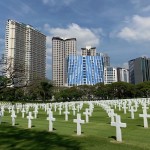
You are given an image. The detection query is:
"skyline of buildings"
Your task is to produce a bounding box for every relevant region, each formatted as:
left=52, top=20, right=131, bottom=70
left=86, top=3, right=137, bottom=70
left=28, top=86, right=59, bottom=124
left=3, top=19, right=150, bottom=87
left=5, top=19, right=46, bottom=86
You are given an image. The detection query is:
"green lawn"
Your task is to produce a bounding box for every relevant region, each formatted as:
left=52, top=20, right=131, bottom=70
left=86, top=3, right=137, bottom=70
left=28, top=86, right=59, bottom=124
left=0, top=102, right=150, bottom=150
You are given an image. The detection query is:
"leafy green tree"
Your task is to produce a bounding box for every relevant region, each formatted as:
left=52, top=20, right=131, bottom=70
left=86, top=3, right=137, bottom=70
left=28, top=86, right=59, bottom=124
left=94, top=83, right=110, bottom=99
left=54, top=86, right=82, bottom=102
left=40, top=80, right=53, bottom=101
left=135, top=81, right=150, bottom=98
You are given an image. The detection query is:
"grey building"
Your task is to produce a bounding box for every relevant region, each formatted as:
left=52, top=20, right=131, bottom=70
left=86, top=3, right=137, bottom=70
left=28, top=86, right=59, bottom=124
left=117, top=67, right=129, bottom=83
left=128, top=57, right=150, bottom=84
left=102, top=53, right=110, bottom=67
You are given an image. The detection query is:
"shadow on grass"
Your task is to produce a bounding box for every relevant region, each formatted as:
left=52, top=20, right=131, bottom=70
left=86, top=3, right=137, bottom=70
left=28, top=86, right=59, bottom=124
left=108, top=136, right=116, bottom=140
left=136, top=124, right=144, bottom=127
left=0, top=122, right=82, bottom=150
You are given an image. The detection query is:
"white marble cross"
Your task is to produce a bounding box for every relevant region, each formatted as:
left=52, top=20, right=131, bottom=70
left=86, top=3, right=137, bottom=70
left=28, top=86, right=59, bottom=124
left=27, top=112, right=33, bottom=128
left=108, top=109, right=117, bottom=123
left=44, top=104, right=47, bottom=112
left=111, top=115, right=127, bottom=142
left=142, top=103, right=149, bottom=110
left=118, top=103, right=122, bottom=111
left=47, top=111, right=56, bottom=131
left=134, top=101, right=139, bottom=111
left=11, top=110, right=17, bottom=126
left=16, top=107, right=20, bottom=113
left=0, top=108, right=2, bottom=124
left=129, top=106, right=136, bottom=119
left=72, top=106, right=76, bottom=116
left=1, top=106, right=4, bottom=116
left=77, top=105, right=80, bottom=112
left=58, top=105, right=62, bottom=115
left=33, top=107, right=38, bottom=119
left=63, top=108, right=70, bottom=121
left=8, top=106, right=11, bottom=113
left=83, top=108, right=91, bottom=123
left=139, top=108, right=150, bottom=128
left=54, top=103, right=57, bottom=112
left=122, top=103, right=128, bottom=114
left=73, top=113, right=85, bottom=135
left=21, top=107, right=26, bottom=118
left=25, top=106, right=29, bottom=114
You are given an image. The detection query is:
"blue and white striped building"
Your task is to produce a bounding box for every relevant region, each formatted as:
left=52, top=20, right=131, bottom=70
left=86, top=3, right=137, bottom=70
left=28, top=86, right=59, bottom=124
left=67, top=54, right=104, bottom=86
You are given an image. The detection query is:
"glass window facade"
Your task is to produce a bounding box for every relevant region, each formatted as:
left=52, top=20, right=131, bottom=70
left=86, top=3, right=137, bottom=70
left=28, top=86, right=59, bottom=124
left=67, top=55, right=104, bottom=86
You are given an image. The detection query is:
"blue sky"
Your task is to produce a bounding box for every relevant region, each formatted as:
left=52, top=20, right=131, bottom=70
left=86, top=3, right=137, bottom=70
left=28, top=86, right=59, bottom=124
left=0, top=0, right=150, bottom=79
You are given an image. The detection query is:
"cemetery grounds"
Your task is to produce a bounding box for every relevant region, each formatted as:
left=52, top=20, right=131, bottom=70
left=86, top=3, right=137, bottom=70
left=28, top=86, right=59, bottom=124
left=0, top=99, right=150, bottom=150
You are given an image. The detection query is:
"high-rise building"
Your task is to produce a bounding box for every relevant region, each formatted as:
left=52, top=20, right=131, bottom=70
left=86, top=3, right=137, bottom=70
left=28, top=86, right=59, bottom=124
left=5, top=19, right=46, bottom=86
left=67, top=46, right=104, bottom=86
left=52, top=37, right=77, bottom=86
left=67, top=54, right=104, bottom=86
left=128, top=57, right=150, bottom=84
left=104, top=66, right=117, bottom=84
left=103, top=53, right=110, bottom=67
left=117, top=67, right=129, bottom=82
left=81, top=46, right=96, bottom=56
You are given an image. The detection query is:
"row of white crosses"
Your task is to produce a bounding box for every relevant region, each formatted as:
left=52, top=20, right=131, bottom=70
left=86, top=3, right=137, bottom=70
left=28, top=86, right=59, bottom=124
left=105, top=98, right=150, bottom=141
left=0, top=99, right=150, bottom=142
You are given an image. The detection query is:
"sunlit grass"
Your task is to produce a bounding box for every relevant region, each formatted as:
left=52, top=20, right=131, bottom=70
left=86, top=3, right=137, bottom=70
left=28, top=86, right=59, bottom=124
left=0, top=103, right=150, bottom=150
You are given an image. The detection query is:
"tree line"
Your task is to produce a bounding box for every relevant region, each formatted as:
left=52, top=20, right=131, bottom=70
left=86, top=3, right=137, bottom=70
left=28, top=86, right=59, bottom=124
left=54, top=81, right=150, bottom=102
left=1, top=78, right=150, bottom=102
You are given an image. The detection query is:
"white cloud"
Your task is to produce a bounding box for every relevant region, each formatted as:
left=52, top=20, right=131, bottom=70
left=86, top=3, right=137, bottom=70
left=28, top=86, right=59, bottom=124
left=117, top=15, right=150, bottom=41
left=44, top=23, right=101, bottom=79
left=45, top=23, right=100, bottom=49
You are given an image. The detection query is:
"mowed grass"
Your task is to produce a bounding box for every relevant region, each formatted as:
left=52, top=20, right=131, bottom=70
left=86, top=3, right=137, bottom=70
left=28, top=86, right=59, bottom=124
left=0, top=102, right=150, bottom=150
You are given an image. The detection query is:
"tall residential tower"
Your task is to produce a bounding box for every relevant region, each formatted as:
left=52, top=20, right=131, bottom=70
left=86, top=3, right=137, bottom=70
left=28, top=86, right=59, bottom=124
left=5, top=19, right=46, bottom=86
left=52, top=37, right=77, bottom=86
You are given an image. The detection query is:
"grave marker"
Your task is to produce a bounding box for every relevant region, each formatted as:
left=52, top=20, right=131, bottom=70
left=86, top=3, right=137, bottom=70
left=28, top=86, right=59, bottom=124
left=47, top=111, right=56, bottom=131
left=11, top=110, right=17, bottom=126
left=27, top=112, right=33, bottom=128
left=139, top=107, right=150, bottom=128
left=111, top=115, right=127, bottom=142
left=73, top=113, right=85, bottom=135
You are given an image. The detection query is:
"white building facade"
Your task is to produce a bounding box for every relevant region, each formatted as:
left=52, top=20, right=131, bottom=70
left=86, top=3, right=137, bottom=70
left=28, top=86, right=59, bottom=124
left=5, top=19, right=46, bottom=86
left=104, top=66, right=117, bottom=84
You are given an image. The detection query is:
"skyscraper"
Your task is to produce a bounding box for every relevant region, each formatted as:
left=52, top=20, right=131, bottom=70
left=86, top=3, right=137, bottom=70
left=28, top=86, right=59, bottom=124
left=5, top=19, right=46, bottom=86
left=103, top=53, right=110, bottom=67
left=52, top=37, right=77, bottom=86
left=128, top=57, right=150, bottom=84
left=81, top=46, right=96, bottom=56
left=67, top=46, right=104, bottom=86
left=67, top=54, right=104, bottom=86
